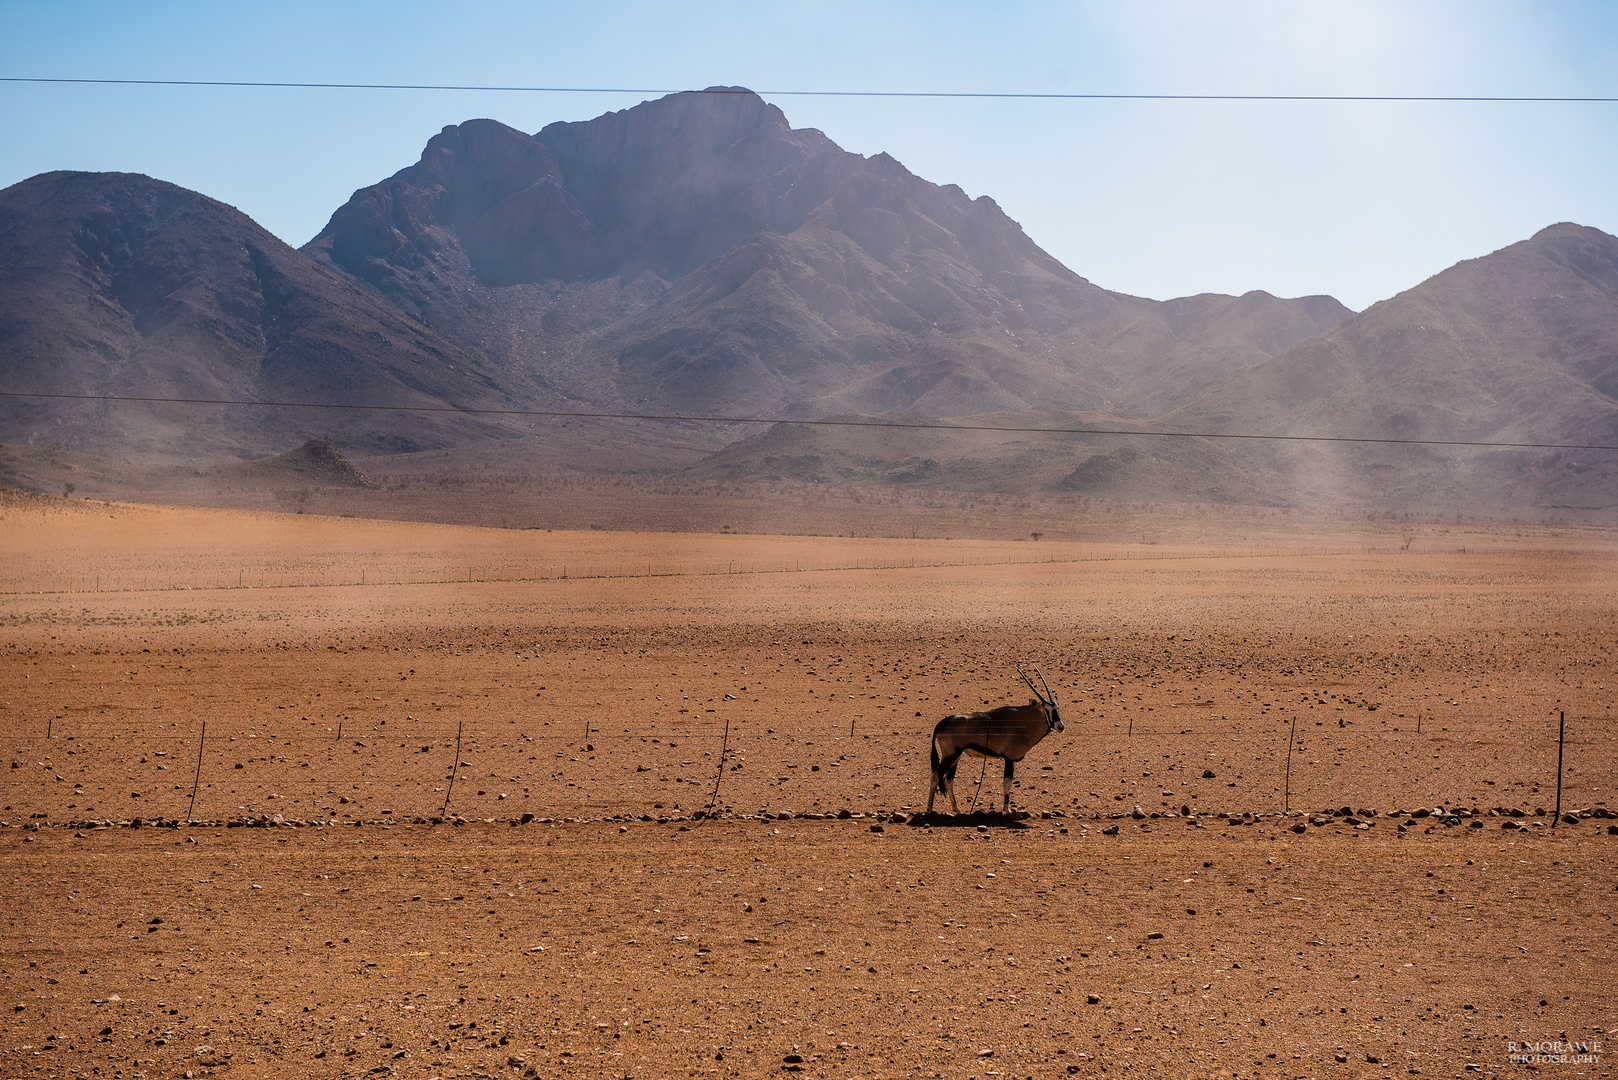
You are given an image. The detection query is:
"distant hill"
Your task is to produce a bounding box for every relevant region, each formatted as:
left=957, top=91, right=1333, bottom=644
left=0, top=171, right=512, bottom=460
left=1150, top=222, right=1618, bottom=512
left=304, top=88, right=1349, bottom=421
left=695, top=224, right=1618, bottom=514
left=1164, top=223, right=1618, bottom=443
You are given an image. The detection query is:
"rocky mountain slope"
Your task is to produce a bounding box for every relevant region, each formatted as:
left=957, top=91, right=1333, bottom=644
left=697, top=224, right=1618, bottom=514
left=1165, top=223, right=1618, bottom=444
left=0, top=90, right=1346, bottom=466
left=5, top=90, right=1613, bottom=516
left=1151, top=222, right=1618, bottom=512
left=0, top=171, right=513, bottom=460
left=304, top=88, right=1349, bottom=421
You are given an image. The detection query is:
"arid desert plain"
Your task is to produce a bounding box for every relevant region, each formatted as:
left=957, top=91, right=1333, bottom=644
left=1, top=490, right=1614, bottom=1080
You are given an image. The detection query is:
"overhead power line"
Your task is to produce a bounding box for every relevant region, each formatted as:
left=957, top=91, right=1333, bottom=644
left=2, top=77, right=1615, bottom=102
left=4, top=389, right=1614, bottom=453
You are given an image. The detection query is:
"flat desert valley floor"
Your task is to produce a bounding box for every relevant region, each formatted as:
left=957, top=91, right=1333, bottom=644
left=1, top=493, right=1614, bottom=1079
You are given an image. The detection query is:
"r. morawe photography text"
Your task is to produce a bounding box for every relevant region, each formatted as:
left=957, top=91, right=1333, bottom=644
left=1508, top=1038, right=1603, bottom=1066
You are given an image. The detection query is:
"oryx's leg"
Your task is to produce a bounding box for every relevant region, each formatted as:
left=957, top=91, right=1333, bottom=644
left=928, top=737, right=950, bottom=814
left=1002, top=758, right=1015, bottom=812
left=943, top=755, right=961, bottom=814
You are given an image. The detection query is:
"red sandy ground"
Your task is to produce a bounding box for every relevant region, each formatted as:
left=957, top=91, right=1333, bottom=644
left=0, top=495, right=1614, bottom=1079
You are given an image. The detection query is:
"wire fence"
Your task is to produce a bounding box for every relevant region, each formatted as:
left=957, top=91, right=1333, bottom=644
left=1, top=713, right=1612, bottom=832
left=0, top=544, right=1419, bottom=598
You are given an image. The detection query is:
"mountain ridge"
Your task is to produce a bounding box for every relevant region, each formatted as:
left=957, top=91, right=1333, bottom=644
left=694, top=222, right=1618, bottom=513
left=6, top=89, right=1613, bottom=516
left=303, top=89, right=1350, bottom=421
left=0, top=169, right=513, bottom=460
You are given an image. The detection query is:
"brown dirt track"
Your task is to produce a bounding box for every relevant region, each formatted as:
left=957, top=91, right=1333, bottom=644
left=1, top=495, right=1615, bottom=1080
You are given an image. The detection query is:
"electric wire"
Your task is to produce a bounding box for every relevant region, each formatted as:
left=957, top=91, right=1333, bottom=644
left=3, top=389, right=1614, bottom=453
left=3, top=77, right=1615, bottom=102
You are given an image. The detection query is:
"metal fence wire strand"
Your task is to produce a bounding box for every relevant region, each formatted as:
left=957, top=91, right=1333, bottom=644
left=0, top=714, right=1608, bottom=830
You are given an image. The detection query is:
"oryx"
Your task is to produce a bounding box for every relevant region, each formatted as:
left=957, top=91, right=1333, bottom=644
left=926, top=664, right=1063, bottom=814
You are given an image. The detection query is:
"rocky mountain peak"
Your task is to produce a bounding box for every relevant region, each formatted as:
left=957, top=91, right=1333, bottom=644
left=1526, top=222, right=1618, bottom=295
left=310, top=88, right=837, bottom=290
left=6, top=91, right=1361, bottom=478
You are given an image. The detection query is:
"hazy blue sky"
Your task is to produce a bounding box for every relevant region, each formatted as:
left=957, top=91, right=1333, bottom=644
left=3, top=0, right=1615, bottom=310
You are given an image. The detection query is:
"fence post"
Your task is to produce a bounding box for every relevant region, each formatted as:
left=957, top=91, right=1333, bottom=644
left=704, top=714, right=732, bottom=817
left=1283, top=713, right=1298, bottom=815
left=1551, top=711, right=1566, bottom=828
left=187, top=722, right=206, bottom=823
left=442, top=721, right=463, bottom=817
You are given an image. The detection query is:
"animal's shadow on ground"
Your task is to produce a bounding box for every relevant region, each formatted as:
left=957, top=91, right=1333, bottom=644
left=904, top=811, right=1032, bottom=829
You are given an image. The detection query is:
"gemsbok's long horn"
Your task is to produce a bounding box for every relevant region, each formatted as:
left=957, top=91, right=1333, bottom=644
left=1033, top=665, right=1057, bottom=707
left=1015, top=663, right=1045, bottom=704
